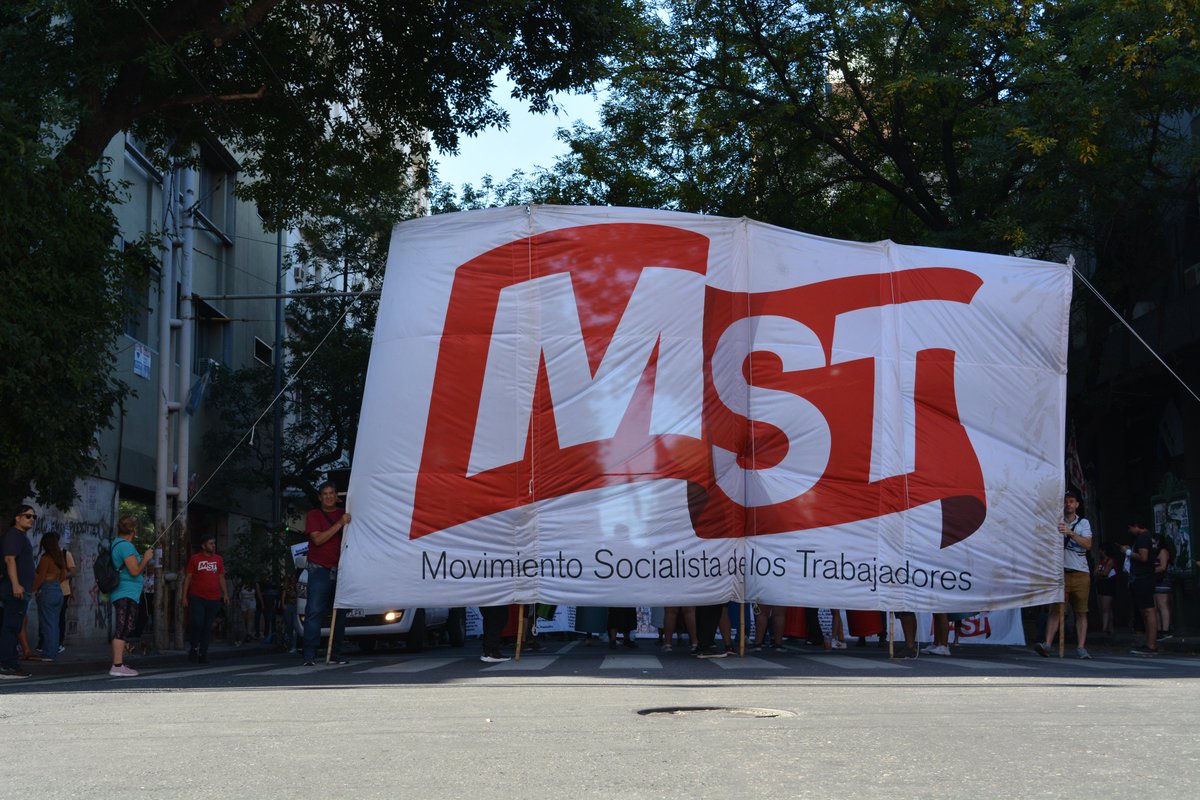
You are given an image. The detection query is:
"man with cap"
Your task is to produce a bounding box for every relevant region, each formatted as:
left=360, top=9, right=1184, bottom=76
left=1036, top=490, right=1093, bottom=659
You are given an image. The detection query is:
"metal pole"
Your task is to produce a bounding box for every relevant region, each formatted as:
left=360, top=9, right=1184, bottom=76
left=154, top=161, right=181, bottom=652
left=272, top=225, right=284, bottom=535
left=174, top=166, right=196, bottom=649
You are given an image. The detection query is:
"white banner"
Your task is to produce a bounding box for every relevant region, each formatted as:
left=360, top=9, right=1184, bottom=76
left=338, top=206, right=1069, bottom=612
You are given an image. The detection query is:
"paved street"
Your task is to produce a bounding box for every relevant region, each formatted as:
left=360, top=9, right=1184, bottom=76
left=3, top=641, right=1199, bottom=799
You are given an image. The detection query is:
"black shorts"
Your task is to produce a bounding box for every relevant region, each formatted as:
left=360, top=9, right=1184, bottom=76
left=112, top=597, right=139, bottom=640
left=1096, top=577, right=1117, bottom=598
left=1129, top=578, right=1155, bottom=610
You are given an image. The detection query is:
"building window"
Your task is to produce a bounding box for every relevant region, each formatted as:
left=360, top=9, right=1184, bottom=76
left=254, top=337, right=274, bottom=367
left=119, top=238, right=152, bottom=343
left=193, top=300, right=230, bottom=374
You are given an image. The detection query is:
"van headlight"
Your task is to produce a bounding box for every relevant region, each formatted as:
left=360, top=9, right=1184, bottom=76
left=384, top=611, right=402, bottom=623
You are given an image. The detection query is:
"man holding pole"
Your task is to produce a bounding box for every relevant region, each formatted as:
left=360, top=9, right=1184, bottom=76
left=302, top=481, right=350, bottom=666
left=1035, top=490, right=1093, bottom=659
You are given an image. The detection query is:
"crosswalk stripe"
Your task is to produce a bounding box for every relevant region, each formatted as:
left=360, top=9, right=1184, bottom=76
left=1067, top=659, right=1160, bottom=671
left=360, top=658, right=460, bottom=674
left=799, top=654, right=907, bottom=670
left=917, top=657, right=1034, bottom=670
left=1107, top=656, right=1200, bottom=667
left=482, top=655, right=558, bottom=671
left=135, top=663, right=274, bottom=680
left=257, top=662, right=354, bottom=676
left=601, top=655, right=662, bottom=669
left=711, top=656, right=785, bottom=670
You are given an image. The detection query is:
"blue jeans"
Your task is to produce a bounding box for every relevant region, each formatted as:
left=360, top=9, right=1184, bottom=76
left=302, top=567, right=346, bottom=660
left=0, top=589, right=30, bottom=669
left=188, top=596, right=222, bottom=655
left=36, top=584, right=63, bottom=660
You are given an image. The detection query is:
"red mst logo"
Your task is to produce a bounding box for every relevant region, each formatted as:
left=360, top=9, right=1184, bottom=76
left=410, top=223, right=986, bottom=548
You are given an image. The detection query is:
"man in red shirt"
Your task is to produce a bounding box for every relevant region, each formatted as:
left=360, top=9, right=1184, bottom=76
left=302, top=481, right=351, bottom=666
left=182, top=534, right=229, bottom=664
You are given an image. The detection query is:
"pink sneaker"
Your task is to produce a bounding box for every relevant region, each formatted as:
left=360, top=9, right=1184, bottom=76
left=108, top=665, right=139, bottom=677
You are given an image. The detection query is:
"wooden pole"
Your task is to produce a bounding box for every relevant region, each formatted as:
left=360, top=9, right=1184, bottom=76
left=736, top=603, right=745, bottom=656
left=887, top=611, right=894, bottom=659
left=516, top=604, right=525, bottom=661
left=324, top=608, right=338, bottom=664
left=1057, top=602, right=1066, bottom=658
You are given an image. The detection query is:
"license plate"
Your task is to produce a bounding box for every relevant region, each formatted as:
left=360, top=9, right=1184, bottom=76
left=347, top=608, right=366, bottom=618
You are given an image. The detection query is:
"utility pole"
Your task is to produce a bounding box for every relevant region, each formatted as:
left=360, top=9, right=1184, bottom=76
left=272, top=223, right=284, bottom=538
left=154, top=160, right=181, bottom=653
left=173, top=166, right=195, bottom=649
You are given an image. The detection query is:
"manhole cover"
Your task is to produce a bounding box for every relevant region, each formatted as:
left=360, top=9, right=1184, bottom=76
left=637, top=706, right=794, bottom=718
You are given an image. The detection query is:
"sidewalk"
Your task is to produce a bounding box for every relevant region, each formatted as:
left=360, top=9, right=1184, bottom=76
left=11, top=638, right=282, bottom=679
left=1026, top=626, right=1200, bottom=656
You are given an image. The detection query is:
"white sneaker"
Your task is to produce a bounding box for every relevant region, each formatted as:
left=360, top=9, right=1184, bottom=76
left=108, top=665, right=139, bottom=677
left=480, top=654, right=509, bottom=663
left=831, top=640, right=848, bottom=650
left=920, top=644, right=951, bottom=657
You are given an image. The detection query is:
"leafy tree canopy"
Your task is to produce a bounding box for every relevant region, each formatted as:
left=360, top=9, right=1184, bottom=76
left=441, top=0, right=1200, bottom=285
left=1, top=0, right=636, bottom=509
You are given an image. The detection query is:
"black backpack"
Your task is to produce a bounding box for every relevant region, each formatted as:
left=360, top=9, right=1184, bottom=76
left=93, top=541, right=120, bottom=593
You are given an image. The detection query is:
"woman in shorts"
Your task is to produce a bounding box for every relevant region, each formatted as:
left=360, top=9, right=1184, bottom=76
left=108, top=516, right=154, bottom=677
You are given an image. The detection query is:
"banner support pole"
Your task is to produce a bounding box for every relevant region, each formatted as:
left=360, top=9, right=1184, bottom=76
left=516, top=604, right=525, bottom=661
left=1057, top=602, right=1065, bottom=658
left=325, top=608, right=338, bottom=664
left=887, top=611, right=894, bottom=659
left=739, top=603, right=745, bottom=657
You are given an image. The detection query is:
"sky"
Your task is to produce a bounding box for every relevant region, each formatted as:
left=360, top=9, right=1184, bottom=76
left=432, top=73, right=604, bottom=191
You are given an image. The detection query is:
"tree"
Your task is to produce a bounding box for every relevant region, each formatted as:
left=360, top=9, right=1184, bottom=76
left=201, top=285, right=377, bottom=512
left=0, top=0, right=637, bottom=509
left=459, top=0, right=1199, bottom=271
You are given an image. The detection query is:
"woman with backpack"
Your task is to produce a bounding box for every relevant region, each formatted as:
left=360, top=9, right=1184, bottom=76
left=108, top=516, right=154, bottom=677
left=31, top=531, right=69, bottom=661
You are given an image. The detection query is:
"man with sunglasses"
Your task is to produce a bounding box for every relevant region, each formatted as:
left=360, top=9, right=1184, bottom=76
left=1, top=505, right=38, bottom=679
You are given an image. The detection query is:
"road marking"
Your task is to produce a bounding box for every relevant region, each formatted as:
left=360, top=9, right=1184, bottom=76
left=17, top=673, right=111, bottom=686
left=135, top=663, right=275, bottom=680
left=711, top=656, right=786, bottom=670
left=1107, top=656, right=1200, bottom=668
left=799, top=655, right=907, bottom=670
left=360, top=658, right=460, bottom=674
left=482, top=656, right=558, bottom=671
left=919, top=657, right=1034, bottom=670
left=1067, top=659, right=1160, bottom=671
left=601, top=655, right=662, bottom=670
left=257, top=662, right=355, bottom=676
left=556, top=640, right=581, bottom=654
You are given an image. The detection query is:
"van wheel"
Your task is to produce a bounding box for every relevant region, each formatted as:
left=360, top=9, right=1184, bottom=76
left=406, top=609, right=426, bottom=653
left=448, top=608, right=467, bottom=647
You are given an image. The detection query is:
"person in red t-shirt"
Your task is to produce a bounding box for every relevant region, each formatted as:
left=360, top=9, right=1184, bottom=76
left=301, top=481, right=351, bottom=665
left=181, top=534, right=229, bottom=664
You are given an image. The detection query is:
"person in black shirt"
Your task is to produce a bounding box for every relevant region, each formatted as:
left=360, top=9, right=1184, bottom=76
left=1125, top=520, right=1158, bottom=656
left=1, top=504, right=38, bottom=679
